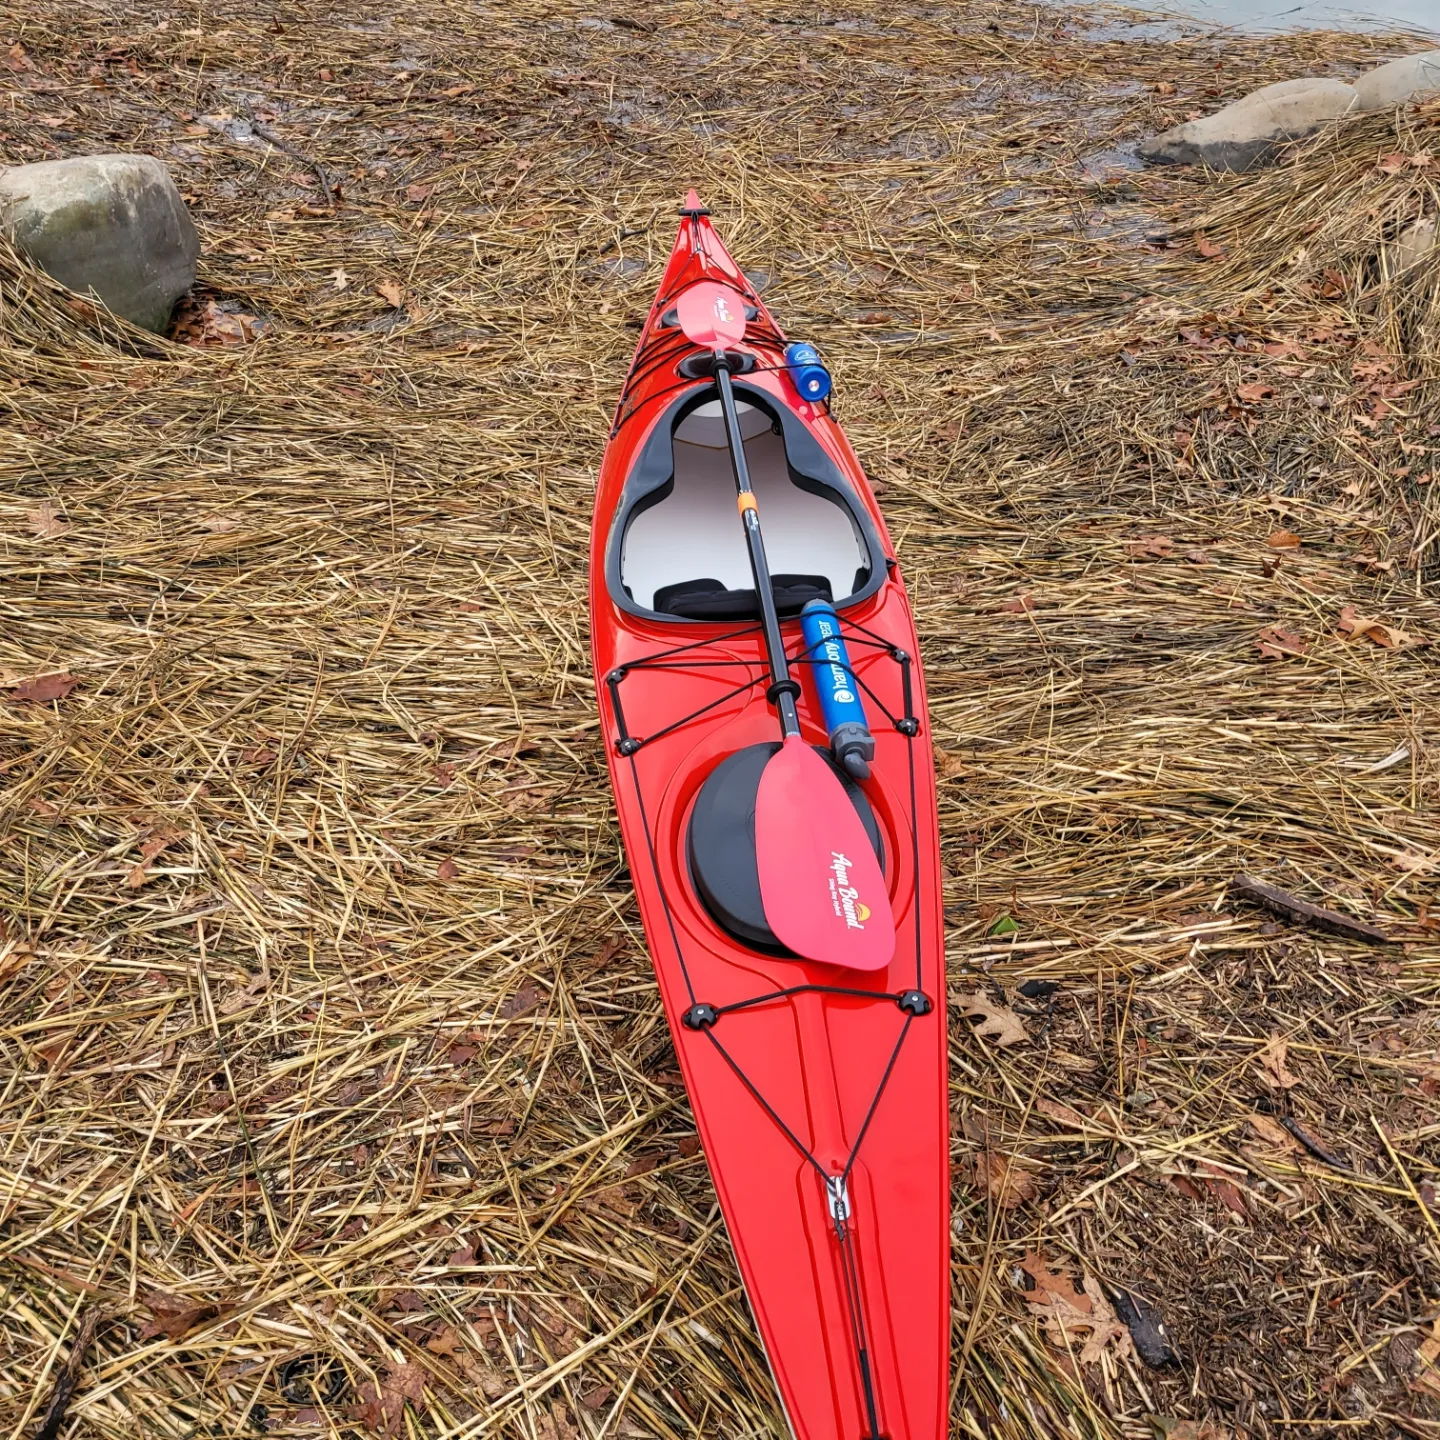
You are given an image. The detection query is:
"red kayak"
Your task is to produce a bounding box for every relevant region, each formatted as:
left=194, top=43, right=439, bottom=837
left=590, top=195, right=949, bottom=1440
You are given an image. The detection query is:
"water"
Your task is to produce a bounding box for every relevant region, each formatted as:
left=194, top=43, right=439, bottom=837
left=1092, top=0, right=1438, bottom=35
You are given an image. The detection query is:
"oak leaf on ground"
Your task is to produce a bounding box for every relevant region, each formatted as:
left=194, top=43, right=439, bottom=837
left=1018, top=1252, right=1133, bottom=1365
left=1338, top=605, right=1412, bottom=648
left=26, top=500, right=67, bottom=537
left=957, top=991, right=1027, bottom=1047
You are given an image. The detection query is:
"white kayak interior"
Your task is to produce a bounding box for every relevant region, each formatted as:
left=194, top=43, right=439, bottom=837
left=620, top=399, right=870, bottom=612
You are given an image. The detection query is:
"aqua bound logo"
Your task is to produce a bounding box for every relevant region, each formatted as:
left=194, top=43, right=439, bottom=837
left=827, top=852, right=872, bottom=930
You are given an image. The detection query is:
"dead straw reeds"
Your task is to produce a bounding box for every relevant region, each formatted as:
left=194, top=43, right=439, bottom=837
left=1, top=1, right=1437, bottom=1437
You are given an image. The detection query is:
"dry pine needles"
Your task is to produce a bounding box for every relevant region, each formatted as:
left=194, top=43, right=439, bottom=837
left=0, top=1, right=1438, bottom=1438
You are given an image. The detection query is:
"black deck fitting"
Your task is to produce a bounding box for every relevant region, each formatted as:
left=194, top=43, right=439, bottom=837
left=682, top=1003, right=719, bottom=1030
left=897, top=990, right=932, bottom=1016
left=896, top=717, right=920, bottom=737
left=616, top=737, right=642, bottom=756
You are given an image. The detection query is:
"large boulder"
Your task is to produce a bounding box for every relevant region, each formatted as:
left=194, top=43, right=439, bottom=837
left=1355, top=50, right=1440, bottom=112
left=1138, top=78, right=1358, bottom=172
left=0, top=154, right=198, bottom=332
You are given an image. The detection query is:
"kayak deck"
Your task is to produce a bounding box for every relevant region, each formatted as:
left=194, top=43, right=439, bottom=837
left=591, top=198, right=949, bottom=1440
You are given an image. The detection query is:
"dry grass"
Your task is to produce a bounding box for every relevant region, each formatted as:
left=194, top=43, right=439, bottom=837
left=0, top=1, right=1438, bottom=1437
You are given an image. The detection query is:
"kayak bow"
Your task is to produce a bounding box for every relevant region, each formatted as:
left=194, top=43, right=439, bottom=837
left=590, top=194, right=949, bottom=1440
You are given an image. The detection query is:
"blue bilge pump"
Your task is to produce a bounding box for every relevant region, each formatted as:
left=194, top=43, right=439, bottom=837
left=783, top=341, right=832, bottom=404
left=799, top=599, right=875, bottom=780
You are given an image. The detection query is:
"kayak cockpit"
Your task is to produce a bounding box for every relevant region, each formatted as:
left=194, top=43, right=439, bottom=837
left=609, top=384, right=885, bottom=623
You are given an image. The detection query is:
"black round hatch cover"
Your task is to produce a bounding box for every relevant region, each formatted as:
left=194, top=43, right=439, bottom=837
left=686, top=741, right=883, bottom=953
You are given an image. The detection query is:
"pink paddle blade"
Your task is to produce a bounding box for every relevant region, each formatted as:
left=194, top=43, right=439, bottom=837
left=755, top=737, right=896, bottom=972
left=676, top=279, right=747, bottom=350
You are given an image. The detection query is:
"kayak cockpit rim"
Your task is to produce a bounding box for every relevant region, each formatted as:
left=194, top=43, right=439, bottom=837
left=605, top=381, right=888, bottom=625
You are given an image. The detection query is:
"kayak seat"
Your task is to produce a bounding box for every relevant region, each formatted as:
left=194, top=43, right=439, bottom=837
left=654, top=574, right=832, bottom=621
left=611, top=382, right=887, bottom=623
left=688, top=742, right=883, bottom=953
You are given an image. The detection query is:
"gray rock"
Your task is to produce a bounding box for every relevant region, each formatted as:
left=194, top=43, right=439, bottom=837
left=1138, top=78, right=1358, bottom=172
left=1354, top=50, right=1440, bottom=112
left=0, top=154, right=198, bottom=332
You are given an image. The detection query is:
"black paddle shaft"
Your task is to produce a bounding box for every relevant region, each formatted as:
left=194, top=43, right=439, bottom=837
left=712, top=361, right=801, bottom=740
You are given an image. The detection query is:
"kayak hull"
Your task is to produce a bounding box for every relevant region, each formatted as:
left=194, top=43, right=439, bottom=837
left=590, top=198, right=949, bottom=1440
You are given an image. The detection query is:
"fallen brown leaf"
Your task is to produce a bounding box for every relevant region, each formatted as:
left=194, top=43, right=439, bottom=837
left=1389, top=850, right=1438, bottom=876
left=352, top=1364, right=426, bottom=1438
left=536, top=1404, right=581, bottom=1440
left=957, top=991, right=1027, bottom=1047
left=970, top=1149, right=1038, bottom=1209
left=1255, top=626, right=1308, bottom=661
left=1414, top=1316, right=1440, bottom=1399
left=8, top=672, right=80, bottom=704
left=26, top=500, right=67, bottom=537
left=1019, top=1254, right=1133, bottom=1365
left=1195, top=1160, right=1249, bottom=1217
left=436, top=857, right=459, bottom=881
left=1266, top=529, right=1301, bottom=549
left=1034, top=1097, right=1092, bottom=1129
left=497, top=983, right=541, bottom=1021
left=1248, top=1112, right=1298, bottom=1150
left=138, top=1293, right=234, bottom=1341
left=1150, top=1419, right=1235, bottom=1440
left=1235, top=381, right=1274, bottom=404
left=1256, top=1035, right=1299, bottom=1090
left=375, top=279, right=405, bottom=308
left=1337, top=605, right=1412, bottom=648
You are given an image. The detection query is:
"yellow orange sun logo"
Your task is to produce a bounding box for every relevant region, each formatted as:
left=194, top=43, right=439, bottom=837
left=854, top=902, right=872, bottom=922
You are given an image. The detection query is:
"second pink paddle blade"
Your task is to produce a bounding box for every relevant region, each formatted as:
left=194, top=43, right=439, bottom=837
left=676, top=279, right=748, bottom=350
left=754, top=737, right=896, bottom=972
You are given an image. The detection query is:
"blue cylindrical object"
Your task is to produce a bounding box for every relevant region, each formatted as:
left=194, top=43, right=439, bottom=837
left=800, top=599, right=874, bottom=779
left=784, top=341, right=832, bottom=404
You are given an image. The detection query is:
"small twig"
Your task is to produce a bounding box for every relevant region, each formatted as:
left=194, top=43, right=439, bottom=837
left=1279, top=1116, right=1350, bottom=1171
left=1228, top=872, right=1393, bottom=945
left=238, top=100, right=335, bottom=208
left=34, top=1308, right=101, bottom=1440
left=596, top=227, right=651, bottom=258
